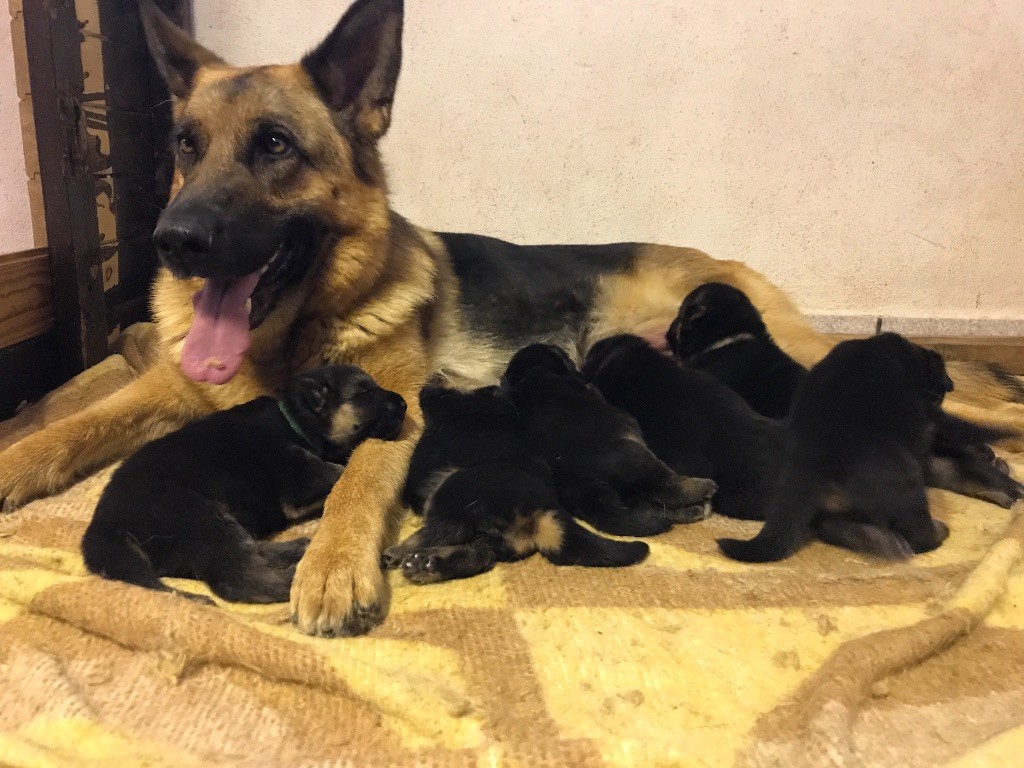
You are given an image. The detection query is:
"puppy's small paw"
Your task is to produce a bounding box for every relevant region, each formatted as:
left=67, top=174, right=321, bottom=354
left=977, top=490, right=1015, bottom=509
left=669, top=499, right=714, bottom=524
left=401, top=550, right=445, bottom=585
left=381, top=547, right=406, bottom=570
left=177, top=590, right=216, bottom=606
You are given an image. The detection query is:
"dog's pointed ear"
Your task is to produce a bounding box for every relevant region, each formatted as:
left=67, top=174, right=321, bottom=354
left=302, top=0, right=404, bottom=140
left=140, top=0, right=224, bottom=99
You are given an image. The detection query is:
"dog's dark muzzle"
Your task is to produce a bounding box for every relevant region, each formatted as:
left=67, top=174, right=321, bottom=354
left=153, top=196, right=285, bottom=280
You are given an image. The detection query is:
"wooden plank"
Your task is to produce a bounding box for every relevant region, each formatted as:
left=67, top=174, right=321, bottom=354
left=0, top=248, right=54, bottom=348
left=825, top=334, right=1024, bottom=375
left=913, top=337, right=1024, bottom=376
left=22, top=0, right=108, bottom=379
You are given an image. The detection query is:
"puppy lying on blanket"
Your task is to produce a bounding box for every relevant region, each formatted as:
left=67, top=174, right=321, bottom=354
left=82, top=365, right=406, bottom=603
left=583, top=335, right=784, bottom=522
left=385, top=384, right=648, bottom=584
left=717, top=334, right=961, bottom=562
left=668, top=285, right=1024, bottom=508
left=502, top=344, right=718, bottom=536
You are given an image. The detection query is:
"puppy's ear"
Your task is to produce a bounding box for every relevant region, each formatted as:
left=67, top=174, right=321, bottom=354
left=284, top=377, right=327, bottom=416
left=140, top=0, right=224, bottom=99
left=685, top=302, right=707, bottom=323
left=302, top=0, right=403, bottom=140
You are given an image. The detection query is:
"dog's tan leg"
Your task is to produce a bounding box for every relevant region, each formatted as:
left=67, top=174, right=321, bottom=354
left=290, top=330, right=427, bottom=636
left=0, top=361, right=212, bottom=508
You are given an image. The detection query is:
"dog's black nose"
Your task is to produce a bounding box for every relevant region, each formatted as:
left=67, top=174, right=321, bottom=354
left=153, top=204, right=221, bottom=272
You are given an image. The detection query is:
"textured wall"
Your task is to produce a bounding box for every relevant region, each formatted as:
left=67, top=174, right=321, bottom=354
left=0, top=8, right=32, bottom=254
left=195, top=1, right=1020, bottom=322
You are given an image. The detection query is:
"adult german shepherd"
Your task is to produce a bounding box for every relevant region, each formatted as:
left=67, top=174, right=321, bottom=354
left=1, top=0, right=1021, bottom=636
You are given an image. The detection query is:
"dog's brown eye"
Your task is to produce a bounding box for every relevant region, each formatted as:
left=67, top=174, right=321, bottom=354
left=260, top=132, right=291, bottom=156
left=177, top=134, right=196, bottom=154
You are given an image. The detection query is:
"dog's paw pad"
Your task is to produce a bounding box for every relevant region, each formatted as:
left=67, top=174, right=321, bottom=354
left=401, top=550, right=444, bottom=584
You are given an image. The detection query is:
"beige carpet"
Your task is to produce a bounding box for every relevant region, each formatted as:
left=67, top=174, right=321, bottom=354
left=1, top=327, right=1022, bottom=767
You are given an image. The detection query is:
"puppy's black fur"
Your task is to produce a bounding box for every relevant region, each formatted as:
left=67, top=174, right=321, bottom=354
left=502, top=344, right=718, bottom=536
left=386, top=384, right=648, bottom=583
left=716, top=333, right=955, bottom=562
left=583, top=334, right=784, bottom=522
left=668, top=286, right=1024, bottom=508
left=668, top=282, right=804, bottom=419
left=82, top=365, right=406, bottom=603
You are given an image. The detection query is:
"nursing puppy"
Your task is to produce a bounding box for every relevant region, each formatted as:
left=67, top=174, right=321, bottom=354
left=502, top=344, right=718, bottom=536
left=583, top=335, right=784, bottom=522
left=668, top=286, right=1024, bottom=508
left=385, top=384, right=648, bottom=583
left=668, top=282, right=804, bottom=419
left=82, top=365, right=406, bottom=603
left=717, top=333, right=954, bottom=563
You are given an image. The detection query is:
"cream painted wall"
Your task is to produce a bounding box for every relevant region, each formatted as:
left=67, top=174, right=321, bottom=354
left=0, top=9, right=32, bottom=254
left=202, top=2, right=1023, bottom=322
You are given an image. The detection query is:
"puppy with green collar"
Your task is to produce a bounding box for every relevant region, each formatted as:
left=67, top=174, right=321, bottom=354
left=82, top=365, right=406, bottom=604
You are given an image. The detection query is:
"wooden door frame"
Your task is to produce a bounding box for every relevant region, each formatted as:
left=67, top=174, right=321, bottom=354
left=1, top=0, right=190, bottom=418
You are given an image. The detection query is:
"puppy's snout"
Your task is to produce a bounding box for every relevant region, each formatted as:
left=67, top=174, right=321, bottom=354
left=385, top=395, right=407, bottom=418
left=373, top=392, right=407, bottom=440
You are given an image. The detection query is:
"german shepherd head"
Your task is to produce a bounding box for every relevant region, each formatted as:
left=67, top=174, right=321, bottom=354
left=140, top=0, right=404, bottom=384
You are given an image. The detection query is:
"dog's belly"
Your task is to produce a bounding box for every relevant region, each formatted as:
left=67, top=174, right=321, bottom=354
left=431, top=233, right=642, bottom=385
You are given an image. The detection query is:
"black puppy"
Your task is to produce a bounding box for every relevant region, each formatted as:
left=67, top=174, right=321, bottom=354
left=668, top=282, right=804, bottom=419
left=716, top=333, right=956, bottom=562
left=502, top=344, right=718, bottom=536
left=82, top=365, right=406, bottom=603
left=385, top=384, right=648, bottom=583
left=668, top=286, right=1023, bottom=508
left=583, top=334, right=785, bottom=522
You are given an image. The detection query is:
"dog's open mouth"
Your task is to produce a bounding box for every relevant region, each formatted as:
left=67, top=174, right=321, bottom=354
left=180, top=223, right=318, bottom=384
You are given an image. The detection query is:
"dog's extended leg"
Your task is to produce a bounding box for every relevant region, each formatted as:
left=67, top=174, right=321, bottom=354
left=0, top=362, right=211, bottom=508
left=290, top=331, right=428, bottom=637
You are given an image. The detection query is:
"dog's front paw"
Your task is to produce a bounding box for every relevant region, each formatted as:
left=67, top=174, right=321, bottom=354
left=290, top=537, right=388, bottom=637
left=0, top=438, right=65, bottom=511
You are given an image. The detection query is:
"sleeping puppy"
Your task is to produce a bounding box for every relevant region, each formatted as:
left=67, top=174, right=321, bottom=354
left=667, top=286, right=1024, bottom=508
left=502, top=344, right=718, bottom=536
left=582, top=334, right=785, bottom=522
left=385, top=384, right=648, bottom=583
left=716, top=333, right=955, bottom=563
left=667, top=282, right=804, bottom=419
left=82, top=365, right=406, bottom=603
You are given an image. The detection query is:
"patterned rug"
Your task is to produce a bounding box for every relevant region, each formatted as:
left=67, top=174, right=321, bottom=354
left=1, top=334, right=1022, bottom=767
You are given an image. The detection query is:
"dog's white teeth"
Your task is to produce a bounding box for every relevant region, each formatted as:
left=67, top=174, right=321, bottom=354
left=245, top=299, right=252, bottom=314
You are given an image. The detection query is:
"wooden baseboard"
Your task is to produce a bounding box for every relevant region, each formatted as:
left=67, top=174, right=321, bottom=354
left=827, top=335, right=1024, bottom=375
left=0, top=247, right=53, bottom=349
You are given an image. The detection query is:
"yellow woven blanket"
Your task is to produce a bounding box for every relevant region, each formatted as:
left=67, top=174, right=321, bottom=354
left=1, top=345, right=1023, bottom=767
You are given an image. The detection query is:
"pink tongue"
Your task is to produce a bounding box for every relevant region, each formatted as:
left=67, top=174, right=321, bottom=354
left=180, top=272, right=262, bottom=384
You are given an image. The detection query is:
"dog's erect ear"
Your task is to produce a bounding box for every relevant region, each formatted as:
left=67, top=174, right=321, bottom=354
left=302, top=0, right=403, bottom=140
left=140, top=0, right=224, bottom=99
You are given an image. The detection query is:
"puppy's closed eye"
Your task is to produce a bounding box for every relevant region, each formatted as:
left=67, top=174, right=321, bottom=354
left=304, top=386, right=327, bottom=412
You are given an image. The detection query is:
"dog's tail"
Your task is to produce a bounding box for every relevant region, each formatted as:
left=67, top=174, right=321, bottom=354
left=717, top=474, right=819, bottom=563
left=81, top=524, right=212, bottom=604
left=541, top=512, right=649, bottom=567
left=813, top=518, right=913, bottom=560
